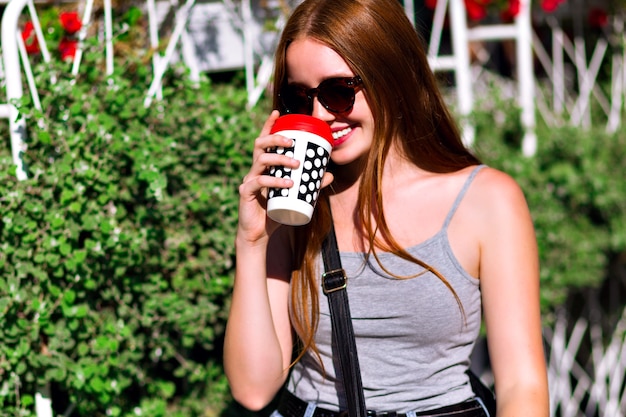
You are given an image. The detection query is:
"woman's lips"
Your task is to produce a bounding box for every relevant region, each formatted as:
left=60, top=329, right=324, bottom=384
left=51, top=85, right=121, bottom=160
left=332, top=126, right=354, bottom=147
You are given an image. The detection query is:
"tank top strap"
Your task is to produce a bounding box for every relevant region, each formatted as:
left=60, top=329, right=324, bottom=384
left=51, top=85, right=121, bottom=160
left=441, top=164, right=486, bottom=230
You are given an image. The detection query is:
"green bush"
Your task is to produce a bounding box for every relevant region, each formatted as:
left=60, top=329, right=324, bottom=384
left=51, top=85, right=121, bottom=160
left=0, top=46, right=263, bottom=415
left=471, top=92, right=626, bottom=319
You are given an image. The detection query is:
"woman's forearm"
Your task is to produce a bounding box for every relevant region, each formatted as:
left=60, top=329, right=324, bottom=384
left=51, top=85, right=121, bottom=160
left=223, top=236, right=292, bottom=410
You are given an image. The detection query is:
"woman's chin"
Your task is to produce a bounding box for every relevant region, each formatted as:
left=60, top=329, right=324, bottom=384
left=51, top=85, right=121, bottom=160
left=329, top=148, right=368, bottom=167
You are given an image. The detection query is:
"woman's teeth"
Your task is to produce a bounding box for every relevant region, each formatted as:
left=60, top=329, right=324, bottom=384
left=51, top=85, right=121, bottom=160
left=332, top=127, right=352, bottom=140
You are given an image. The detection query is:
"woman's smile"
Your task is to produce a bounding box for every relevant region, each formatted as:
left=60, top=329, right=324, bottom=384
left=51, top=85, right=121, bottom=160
left=332, top=125, right=357, bottom=147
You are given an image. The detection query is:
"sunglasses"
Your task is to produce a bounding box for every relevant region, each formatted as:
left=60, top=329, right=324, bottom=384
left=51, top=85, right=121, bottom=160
left=279, top=76, right=363, bottom=115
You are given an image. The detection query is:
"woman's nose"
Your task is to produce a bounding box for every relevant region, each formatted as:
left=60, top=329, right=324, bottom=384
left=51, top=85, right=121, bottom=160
left=310, top=97, right=335, bottom=121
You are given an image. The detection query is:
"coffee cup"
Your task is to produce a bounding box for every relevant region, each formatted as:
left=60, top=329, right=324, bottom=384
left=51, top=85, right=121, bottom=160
left=266, top=114, right=333, bottom=226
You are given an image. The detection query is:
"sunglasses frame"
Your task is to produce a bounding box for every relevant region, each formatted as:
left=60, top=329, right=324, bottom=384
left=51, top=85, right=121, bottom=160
left=279, top=76, right=363, bottom=115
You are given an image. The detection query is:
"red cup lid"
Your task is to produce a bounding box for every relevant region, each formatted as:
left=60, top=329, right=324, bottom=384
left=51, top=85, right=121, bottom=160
left=270, top=114, right=333, bottom=147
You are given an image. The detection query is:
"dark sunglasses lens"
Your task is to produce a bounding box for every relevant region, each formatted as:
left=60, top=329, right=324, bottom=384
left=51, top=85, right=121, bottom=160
left=318, top=79, right=356, bottom=113
left=280, top=78, right=359, bottom=114
left=280, top=86, right=311, bottom=115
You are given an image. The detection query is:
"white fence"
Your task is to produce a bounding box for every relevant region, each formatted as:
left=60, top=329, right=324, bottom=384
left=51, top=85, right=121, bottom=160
left=546, top=284, right=626, bottom=416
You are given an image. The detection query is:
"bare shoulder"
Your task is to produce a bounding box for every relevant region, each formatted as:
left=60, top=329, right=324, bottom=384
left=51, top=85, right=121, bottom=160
left=467, top=166, right=529, bottom=214
left=471, top=166, right=525, bottom=195
left=459, top=166, right=534, bottom=244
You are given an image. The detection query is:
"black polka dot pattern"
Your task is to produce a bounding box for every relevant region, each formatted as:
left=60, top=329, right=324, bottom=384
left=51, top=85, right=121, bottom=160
left=268, top=141, right=296, bottom=199
left=297, top=142, right=329, bottom=203
left=268, top=139, right=330, bottom=207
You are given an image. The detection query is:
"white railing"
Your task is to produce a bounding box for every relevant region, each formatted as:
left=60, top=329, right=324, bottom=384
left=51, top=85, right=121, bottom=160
left=532, top=11, right=626, bottom=134
left=546, top=302, right=626, bottom=416
left=1, top=0, right=37, bottom=181
left=426, top=0, right=537, bottom=155
left=427, top=0, right=626, bottom=154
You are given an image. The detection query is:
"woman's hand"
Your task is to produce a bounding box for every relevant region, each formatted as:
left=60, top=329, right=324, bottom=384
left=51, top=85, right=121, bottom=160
left=238, top=110, right=336, bottom=245
left=237, top=110, right=300, bottom=244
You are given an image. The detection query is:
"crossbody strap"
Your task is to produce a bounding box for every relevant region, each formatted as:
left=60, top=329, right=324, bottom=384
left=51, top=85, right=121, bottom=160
left=322, top=221, right=367, bottom=417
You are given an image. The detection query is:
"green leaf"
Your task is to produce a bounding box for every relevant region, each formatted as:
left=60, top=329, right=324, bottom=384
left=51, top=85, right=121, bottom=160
left=59, top=242, right=72, bottom=256
left=89, top=376, right=105, bottom=393
left=63, top=289, right=76, bottom=305
left=74, top=250, right=87, bottom=263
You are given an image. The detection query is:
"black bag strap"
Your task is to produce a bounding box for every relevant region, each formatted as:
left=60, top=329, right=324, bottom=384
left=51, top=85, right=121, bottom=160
left=467, top=370, right=496, bottom=416
left=321, top=221, right=367, bottom=417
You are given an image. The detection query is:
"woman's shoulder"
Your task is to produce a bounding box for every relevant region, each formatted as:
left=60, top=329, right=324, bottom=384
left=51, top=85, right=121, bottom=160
left=463, top=165, right=532, bottom=226
left=469, top=166, right=527, bottom=203
left=427, top=165, right=523, bottom=199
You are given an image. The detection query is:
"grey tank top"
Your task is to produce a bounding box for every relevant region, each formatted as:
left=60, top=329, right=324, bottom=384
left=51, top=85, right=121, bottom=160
left=287, top=165, right=485, bottom=413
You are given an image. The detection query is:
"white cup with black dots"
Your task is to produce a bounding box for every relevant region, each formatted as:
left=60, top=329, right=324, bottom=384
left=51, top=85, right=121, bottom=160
left=267, top=115, right=333, bottom=226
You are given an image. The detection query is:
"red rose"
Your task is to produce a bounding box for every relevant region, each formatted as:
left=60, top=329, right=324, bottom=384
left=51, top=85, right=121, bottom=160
left=501, top=0, right=521, bottom=21
left=465, top=0, right=488, bottom=20
left=59, top=37, right=78, bottom=61
left=588, top=8, right=608, bottom=28
left=21, top=21, right=40, bottom=54
left=425, top=0, right=437, bottom=10
left=60, top=11, right=82, bottom=35
left=541, top=0, right=564, bottom=13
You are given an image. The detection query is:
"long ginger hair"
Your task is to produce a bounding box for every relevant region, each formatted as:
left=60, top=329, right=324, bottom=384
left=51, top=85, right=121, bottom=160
left=272, top=0, right=481, bottom=365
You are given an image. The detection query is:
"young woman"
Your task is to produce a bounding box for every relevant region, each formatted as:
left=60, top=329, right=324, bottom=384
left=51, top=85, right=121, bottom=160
left=224, top=0, right=549, bottom=416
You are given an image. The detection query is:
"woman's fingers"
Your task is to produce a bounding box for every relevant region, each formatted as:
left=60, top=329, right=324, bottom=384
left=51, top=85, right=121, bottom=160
left=238, top=169, right=293, bottom=200
left=321, top=171, right=335, bottom=189
left=243, top=111, right=296, bottom=198
left=237, top=112, right=299, bottom=240
left=249, top=140, right=298, bottom=181
left=260, top=110, right=281, bottom=137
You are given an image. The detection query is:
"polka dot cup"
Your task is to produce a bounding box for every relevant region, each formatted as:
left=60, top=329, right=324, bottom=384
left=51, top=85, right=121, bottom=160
left=267, top=115, right=333, bottom=226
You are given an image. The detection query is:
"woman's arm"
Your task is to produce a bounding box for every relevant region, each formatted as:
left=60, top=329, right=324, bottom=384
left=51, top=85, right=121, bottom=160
left=224, top=231, right=294, bottom=410
left=223, top=111, right=299, bottom=410
left=476, top=169, right=549, bottom=417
